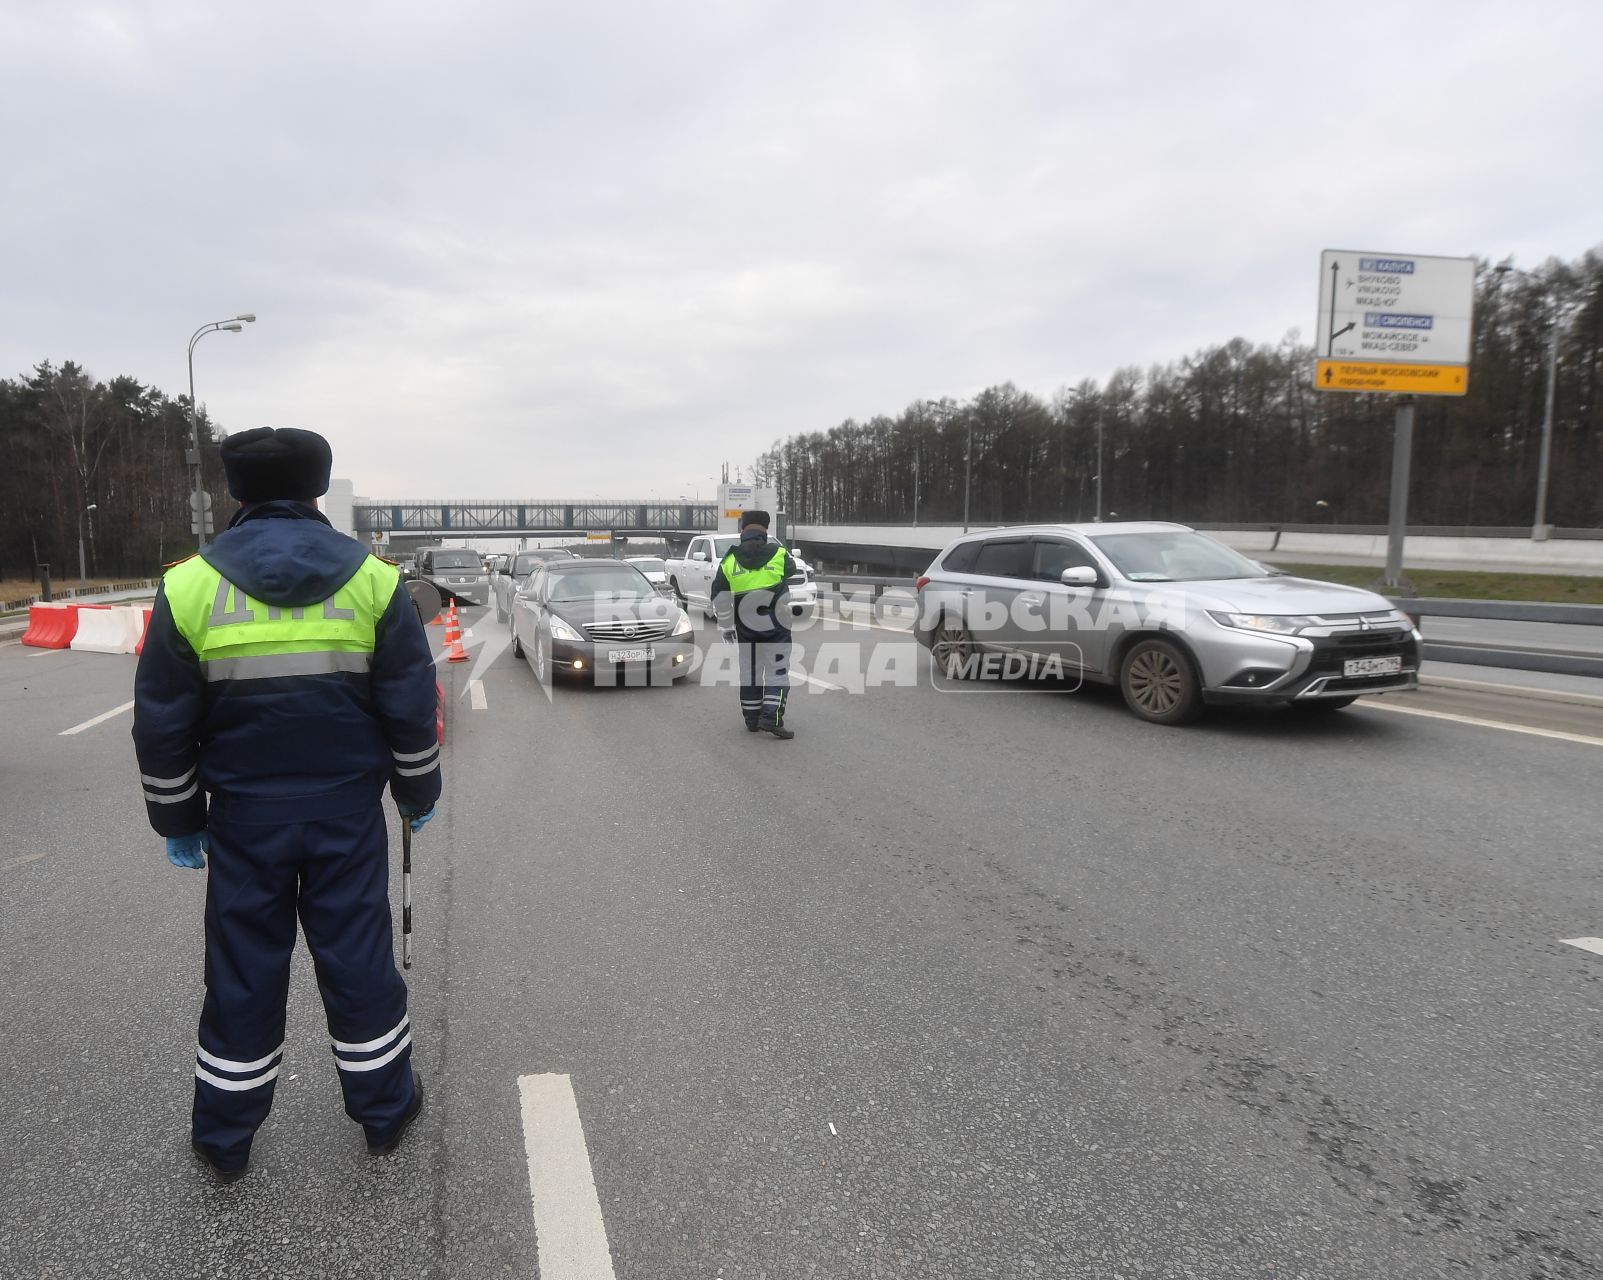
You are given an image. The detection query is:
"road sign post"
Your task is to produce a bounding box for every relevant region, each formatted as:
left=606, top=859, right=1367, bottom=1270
left=1384, top=398, right=1415, bottom=590
left=1315, top=250, right=1476, bottom=591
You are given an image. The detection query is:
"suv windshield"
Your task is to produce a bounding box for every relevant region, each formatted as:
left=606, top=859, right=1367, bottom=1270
left=1089, top=531, right=1265, bottom=583
left=628, top=558, right=667, bottom=573
left=547, top=567, right=655, bottom=602
left=430, top=552, right=480, bottom=570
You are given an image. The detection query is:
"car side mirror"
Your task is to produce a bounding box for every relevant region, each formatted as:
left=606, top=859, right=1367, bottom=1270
left=1060, top=566, right=1099, bottom=588
left=692, top=551, right=707, bottom=561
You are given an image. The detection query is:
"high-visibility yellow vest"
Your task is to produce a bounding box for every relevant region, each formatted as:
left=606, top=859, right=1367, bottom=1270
left=162, top=555, right=398, bottom=680
left=720, top=545, right=787, bottom=594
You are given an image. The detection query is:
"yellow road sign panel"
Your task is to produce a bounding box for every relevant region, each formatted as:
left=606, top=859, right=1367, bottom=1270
left=1316, top=360, right=1468, bottom=395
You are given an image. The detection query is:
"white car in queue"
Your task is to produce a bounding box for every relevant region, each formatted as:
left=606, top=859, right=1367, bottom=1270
left=510, top=558, right=696, bottom=686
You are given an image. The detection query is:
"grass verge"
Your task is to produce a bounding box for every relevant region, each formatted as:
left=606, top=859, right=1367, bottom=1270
left=1272, top=563, right=1603, bottom=605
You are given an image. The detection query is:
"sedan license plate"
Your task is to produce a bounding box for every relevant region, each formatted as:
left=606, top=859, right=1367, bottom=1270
left=1344, top=655, right=1402, bottom=678
left=607, top=646, right=655, bottom=663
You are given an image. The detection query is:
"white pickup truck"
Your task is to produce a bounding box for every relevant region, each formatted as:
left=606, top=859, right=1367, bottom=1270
left=666, top=534, right=818, bottom=622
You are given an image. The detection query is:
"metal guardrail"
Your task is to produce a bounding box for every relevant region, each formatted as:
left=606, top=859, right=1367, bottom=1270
left=1391, top=598, right=1603, bottom=679
left=806, top=577, right=1603, bottom=680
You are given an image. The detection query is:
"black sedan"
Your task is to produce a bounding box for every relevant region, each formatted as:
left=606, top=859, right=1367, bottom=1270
left=510, top=560, right=695, bottom=685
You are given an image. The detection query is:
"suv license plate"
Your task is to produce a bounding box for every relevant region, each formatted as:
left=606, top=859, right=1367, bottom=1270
left=608, top=646, right=655, bottom=663
left=1344, top=655, right=1402, bottom=677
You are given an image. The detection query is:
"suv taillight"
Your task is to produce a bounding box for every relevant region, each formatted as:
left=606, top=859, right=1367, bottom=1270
left=915, top=575, right=930, bottom=592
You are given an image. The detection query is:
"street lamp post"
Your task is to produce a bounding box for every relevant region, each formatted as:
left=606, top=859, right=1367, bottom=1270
left=1095, top=412, right=1104, bottom=522
left=1534, top=322, right=1558, bottom=540
left=187, top=313, right=256, bottom=548
left=1494, top=264, right=1568, bottom=541
left=962, top=416, right=972, bottom=533
left=78, top=503, right=97, bottom=584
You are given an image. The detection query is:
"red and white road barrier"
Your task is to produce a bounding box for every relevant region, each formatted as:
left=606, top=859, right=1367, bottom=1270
left=71, top=604, right=148, bottom=654
left=21, top=603, right=80, bottom=649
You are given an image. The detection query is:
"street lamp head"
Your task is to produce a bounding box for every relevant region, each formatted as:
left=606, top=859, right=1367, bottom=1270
left=87, top=503, right=98, bottom=511
left=221, top=323, right=244, bottom=333
left=236, top=313, right=257, bottom=323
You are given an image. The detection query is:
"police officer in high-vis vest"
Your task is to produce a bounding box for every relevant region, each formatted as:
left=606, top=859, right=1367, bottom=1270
left=711, top=510, right=801, bottom=739
left=133, top=427, right=440, bottom=1182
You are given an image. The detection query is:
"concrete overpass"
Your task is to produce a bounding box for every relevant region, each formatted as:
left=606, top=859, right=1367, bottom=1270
left=349, top=497, right=720, bottom=539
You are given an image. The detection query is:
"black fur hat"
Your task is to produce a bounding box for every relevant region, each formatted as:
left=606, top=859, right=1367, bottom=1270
left=740, top=509, right=771, bottom=528
left=220, top=427, right=333, bottom=502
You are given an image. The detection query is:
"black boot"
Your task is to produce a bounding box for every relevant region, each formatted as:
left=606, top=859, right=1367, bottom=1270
left=192, top=1141, right=248, bottom=1184
left=759, top=721, right=795, bottom=740
left=368, top=1068, right=425, bottom=1155
left=744, top=718, right=760, bottom=732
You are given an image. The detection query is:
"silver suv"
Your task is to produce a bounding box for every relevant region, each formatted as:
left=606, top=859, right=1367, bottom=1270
left=914, top=522, right=1420, bottom=724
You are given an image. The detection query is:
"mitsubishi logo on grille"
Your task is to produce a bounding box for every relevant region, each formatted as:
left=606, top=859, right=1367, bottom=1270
left=1359, top=617, right=1373, bottom=631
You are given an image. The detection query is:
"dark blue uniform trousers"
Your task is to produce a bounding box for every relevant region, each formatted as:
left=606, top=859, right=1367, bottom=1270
left=193, top=806, right=414, bottom=1169
left=735, top=633, right=791, bottom=728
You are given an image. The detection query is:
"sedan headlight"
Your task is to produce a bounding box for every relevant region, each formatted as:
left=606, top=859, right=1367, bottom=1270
left=1208, top=611, right=1318, bottom=635
left=548, top=617, right=583, bottom=642
left=671, top=613, right=693, bottom=636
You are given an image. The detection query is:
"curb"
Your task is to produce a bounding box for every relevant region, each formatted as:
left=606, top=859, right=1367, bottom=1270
left=1419, top=673, right=1603, bottom=709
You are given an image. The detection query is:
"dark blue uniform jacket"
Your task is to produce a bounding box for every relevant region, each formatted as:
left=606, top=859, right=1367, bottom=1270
left=132, top=502, right=442, bottom=835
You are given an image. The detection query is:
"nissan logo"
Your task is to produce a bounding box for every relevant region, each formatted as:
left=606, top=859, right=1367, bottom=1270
left=623, top=624, right=638, bottom=638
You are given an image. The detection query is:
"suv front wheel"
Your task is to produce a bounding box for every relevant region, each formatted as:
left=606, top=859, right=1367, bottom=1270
left=1119, top=638, right=1203, bottom=725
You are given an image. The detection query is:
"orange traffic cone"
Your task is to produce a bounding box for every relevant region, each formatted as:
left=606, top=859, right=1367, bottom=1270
left=444, top=603, right=468, bottom=663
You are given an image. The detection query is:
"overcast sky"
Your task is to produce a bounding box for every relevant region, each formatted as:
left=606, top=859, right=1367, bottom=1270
left=4, top=1, right=1600, bottom=500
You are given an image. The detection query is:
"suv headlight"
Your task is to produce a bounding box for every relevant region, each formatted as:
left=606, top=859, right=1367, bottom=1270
left=671, top=613, right=692, bottom=636
left=549, top=617, right=582, bottom=642
left=1208, top=611, right=1318, bottom=635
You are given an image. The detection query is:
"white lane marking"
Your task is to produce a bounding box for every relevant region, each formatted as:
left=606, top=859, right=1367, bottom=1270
left=3, top=851, right=49, bottom=871
left=517, top=1073, right=618, bottom=1280
left=59, top=699, right=135, bottom=736
left=1562, top=937, right=1603, bottom=957
left=1356, top=699, right=1603, bottom=748
left=792, top=670, right=845, bottom=692
left=28, top=649, right=57, bottom=659
left=469, top=679, right=487, bottom=710
left=816, top=603, right=914, bottom=635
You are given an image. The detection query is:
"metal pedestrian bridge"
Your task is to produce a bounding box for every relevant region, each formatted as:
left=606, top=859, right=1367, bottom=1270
left=353, top=499, right=720, bottom=538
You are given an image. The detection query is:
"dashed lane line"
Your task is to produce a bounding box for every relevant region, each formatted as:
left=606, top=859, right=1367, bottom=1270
left=469, top=679, right=487, bottom=710
left=517, top=1073, right=618, bottom=1280
left=59, top=700, right=135, bottom=736
left=1356, top=699, right=1603, bottom=748
left=3, top=852, right=49, bottom=871
left=1562, top=937, right=1603, bottom=958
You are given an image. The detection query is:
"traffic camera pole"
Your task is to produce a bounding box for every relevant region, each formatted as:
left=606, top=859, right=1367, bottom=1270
left=1383, top=396, right=1415, bottom=591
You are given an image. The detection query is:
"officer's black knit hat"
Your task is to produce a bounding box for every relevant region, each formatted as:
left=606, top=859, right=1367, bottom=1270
left=220, top=427, right=333, bottom=503
left=740, top=510, right=771, bottom=528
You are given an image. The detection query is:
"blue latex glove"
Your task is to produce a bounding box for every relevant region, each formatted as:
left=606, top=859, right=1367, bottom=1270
left=398, top=804, right=435, bottom=834
left=166, top=832, right=207, bottom=869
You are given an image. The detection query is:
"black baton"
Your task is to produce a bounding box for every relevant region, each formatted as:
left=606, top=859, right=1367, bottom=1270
left=401, top=814, right=413, bottom=970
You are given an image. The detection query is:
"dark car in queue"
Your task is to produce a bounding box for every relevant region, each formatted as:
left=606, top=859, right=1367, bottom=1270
left=419, top=547, right=488, bottom=607
left=511, top=559, right=695, bottom=685
left=492, top=547, right=580, bottom=621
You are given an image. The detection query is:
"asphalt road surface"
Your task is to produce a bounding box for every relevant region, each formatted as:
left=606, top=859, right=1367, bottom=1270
left=2, top=607, right=1601, bottom=1280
